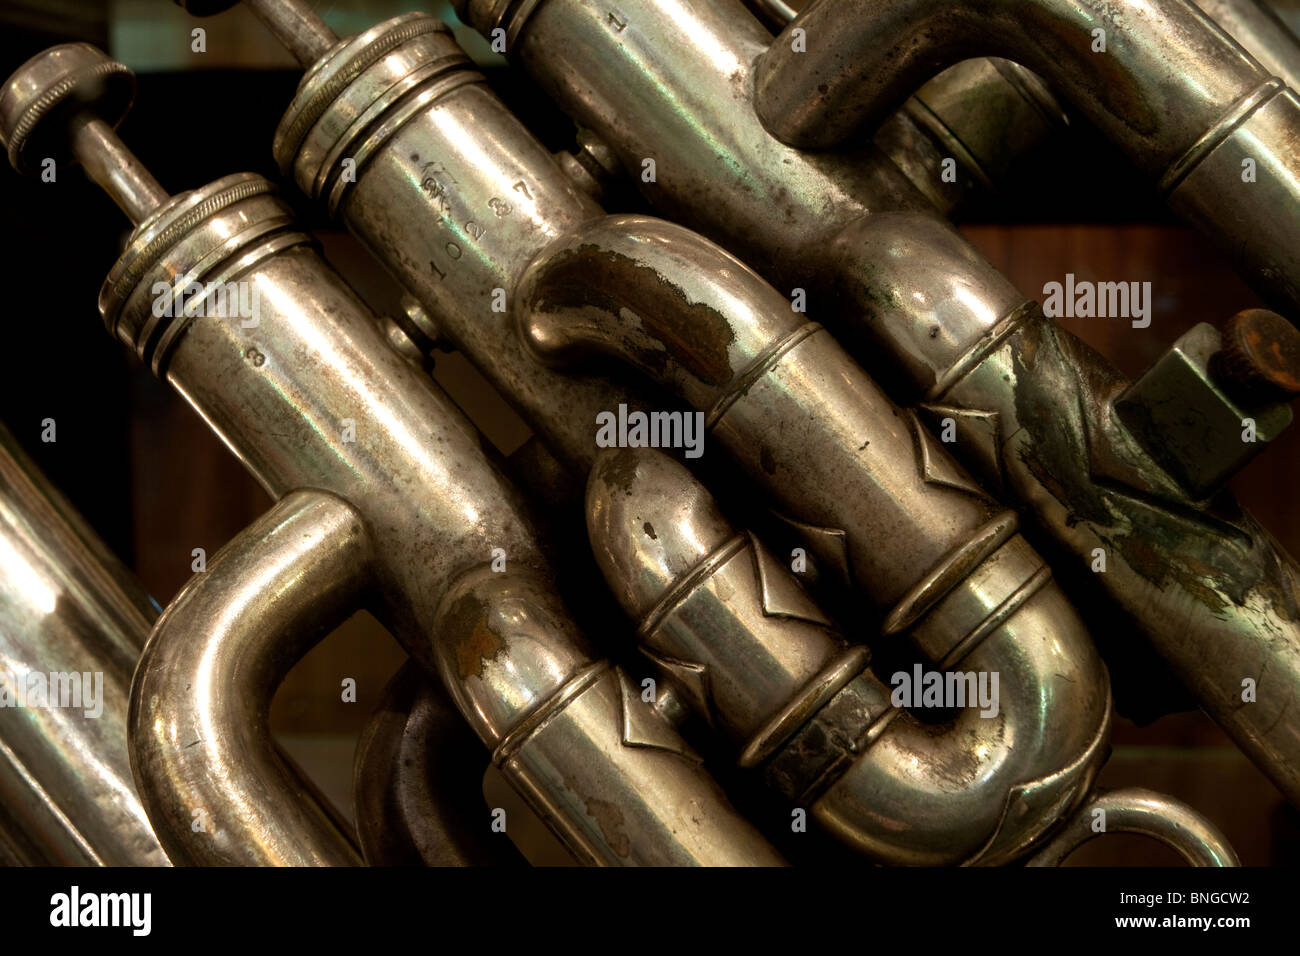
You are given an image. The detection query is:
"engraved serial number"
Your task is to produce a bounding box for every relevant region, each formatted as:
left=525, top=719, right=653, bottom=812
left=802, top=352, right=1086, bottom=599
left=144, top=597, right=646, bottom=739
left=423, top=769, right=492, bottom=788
left=421, top=159, right=532, bottom=281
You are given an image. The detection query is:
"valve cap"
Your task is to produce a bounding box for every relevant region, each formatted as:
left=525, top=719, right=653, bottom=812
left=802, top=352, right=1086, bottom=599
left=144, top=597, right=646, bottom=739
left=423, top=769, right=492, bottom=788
left=1214, top=308, right=1300, bottom=405
left=0, top=43, right=134, bottom=175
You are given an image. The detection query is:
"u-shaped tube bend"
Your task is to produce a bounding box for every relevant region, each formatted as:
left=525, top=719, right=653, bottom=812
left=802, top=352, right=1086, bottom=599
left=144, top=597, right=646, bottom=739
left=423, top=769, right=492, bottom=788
left=519, top=217, right=1113, bottom=861
left=129, top=489, right=370, bottom=866
left=815, top=614, right=1111, bottom=865
left=518, top=214, right=1081, bottom=666
left=586, top=447, right=1110, bottom=865
left=754, top=0, right=1300, bottom=318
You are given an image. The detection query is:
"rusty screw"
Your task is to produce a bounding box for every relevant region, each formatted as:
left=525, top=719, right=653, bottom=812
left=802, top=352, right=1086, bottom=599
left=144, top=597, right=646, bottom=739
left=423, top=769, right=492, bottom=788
left=1210, top=308, right=1300, bottom=405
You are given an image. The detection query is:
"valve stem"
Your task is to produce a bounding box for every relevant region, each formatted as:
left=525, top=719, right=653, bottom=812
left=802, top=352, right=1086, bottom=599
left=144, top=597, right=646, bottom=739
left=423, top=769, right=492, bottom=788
left=1, top=43, right=169, bottom=226
left=67, top=114, right=169, bottom=225
left=242, top=0, right=338, bottom=67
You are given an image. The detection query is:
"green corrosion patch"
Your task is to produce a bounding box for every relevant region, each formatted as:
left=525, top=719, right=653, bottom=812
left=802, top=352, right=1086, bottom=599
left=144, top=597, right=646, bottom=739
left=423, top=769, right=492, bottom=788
left=1011, top=320, right=1114, bottom=530
left=441, top=590, right=505, bottom=681
left=535, top=243, right=737, bottom=386
left=1010, top=313, right=1297, bottom=622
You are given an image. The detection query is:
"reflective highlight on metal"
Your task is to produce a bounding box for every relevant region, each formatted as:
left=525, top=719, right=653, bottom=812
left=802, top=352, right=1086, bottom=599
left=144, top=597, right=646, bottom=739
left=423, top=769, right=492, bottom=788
left=746, top=0, right=1069, bottom=215
left=457, top=0, right=1300, bottom=810
left=517, top=216, right=1087, bottom=677
left=455, top=0, right=935, bottom=289
left=826, top=214, right=1300, bottom=806
left=1026, top=788, right=1241, bottom=867
left=3, top=42, right=782, bottom=866
left=130, top=491, right=367, bottom=866
left=0, top=424, right=168, bottom=866
left=586, top=447, right=1112, bottom=865
left=255, top=6, right=640, bottom=477
left=753, top=0, right=1300, bottom=319
left=0, top=0, right=1276, bottom=867
left=430, top=567, right=786, bottom=865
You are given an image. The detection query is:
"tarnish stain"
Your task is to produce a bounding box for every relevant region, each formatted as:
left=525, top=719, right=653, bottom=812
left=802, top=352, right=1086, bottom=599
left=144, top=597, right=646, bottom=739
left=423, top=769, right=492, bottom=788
left=1007, top=312, right=1299, bottom=623
left=584, top=796, right=631, bottom=858
left=534, top=243, right=737, bottom=385
left=600, top=447, right=643, bottom=497
left=1109, top=532, right=1228, bottom=614
left=442, top=592, right=505, bottom=680
left=456, top=617, right=503, bottom=681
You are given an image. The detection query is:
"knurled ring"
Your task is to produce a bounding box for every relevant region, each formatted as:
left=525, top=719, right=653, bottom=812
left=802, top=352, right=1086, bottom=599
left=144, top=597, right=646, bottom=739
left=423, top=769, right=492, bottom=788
left=7, top=58, right=131, bottom=174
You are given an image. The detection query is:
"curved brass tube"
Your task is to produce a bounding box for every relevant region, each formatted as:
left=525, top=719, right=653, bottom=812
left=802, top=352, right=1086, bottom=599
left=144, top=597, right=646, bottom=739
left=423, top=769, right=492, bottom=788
left=142, top=186, right=775, bottom=864
left=517, top=214, right=1095, bottom=685
left=0, top=424, right=168, bottom=865
left=352, top=661, right=525, bottom=866
left=1197, top=0, right=1300, bottom=91
left=1026, top=788, right=1239, bottom=866
left=826, top=214, right=1300, bottom=809
left=451, top=0, right=1300, bottom=809
left=183, top=5, right=650, bottom=481
left=746, top=0, right=800, bottom=22
left=745, top=0, right=1069, bottom=216
left=586, top=447, right=1110, bottom=865
left=753, top=0, right=1300, bottom=318
left=814, top=649, right=1109, bottom=866
left=266, top=12, right=627, bottom=479
left=518, top=215, right=798, bottom=414
left=748, top=0, right=1297, bottom=213
left=130, top=490, right=368, bottom=866
left=3, top=43, right=783, bottom=867
left=429, top=566, right=786, bottom=865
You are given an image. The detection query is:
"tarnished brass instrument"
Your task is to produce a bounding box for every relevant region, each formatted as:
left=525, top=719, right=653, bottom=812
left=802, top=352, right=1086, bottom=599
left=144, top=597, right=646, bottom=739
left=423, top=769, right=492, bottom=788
left=2, top=0, right=1298, bottom=866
